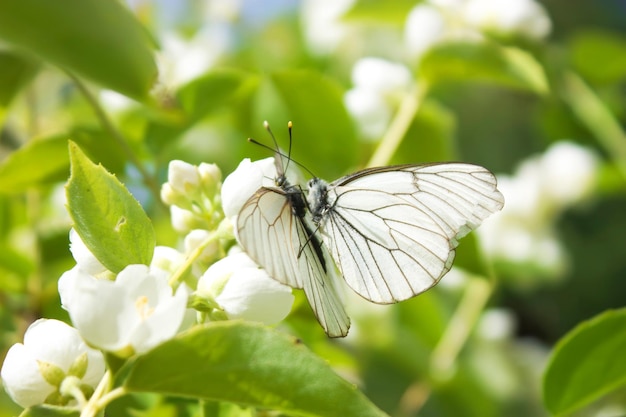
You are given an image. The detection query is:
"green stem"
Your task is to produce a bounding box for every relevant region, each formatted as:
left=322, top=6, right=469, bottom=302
left=168, top=221, right=228, bottom=288
left=561, top=71, right=626, bottom=181
left=367, top=82, right=429, bottom=168
left=68, top=72, right=165, bottom=206
left=96, top=387, right=127, bottom=410
left=429, top=277, right=493, bottom=379
left=80, top=370, right=112, bottom=417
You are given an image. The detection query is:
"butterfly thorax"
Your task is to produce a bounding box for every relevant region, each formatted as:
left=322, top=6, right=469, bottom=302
left=307, top=178, right=330, bottom=224
left=277, top=175, right=307, bottom=218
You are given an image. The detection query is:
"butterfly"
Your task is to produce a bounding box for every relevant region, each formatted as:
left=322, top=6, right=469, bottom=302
left=237, top=122, right=504, bottom=337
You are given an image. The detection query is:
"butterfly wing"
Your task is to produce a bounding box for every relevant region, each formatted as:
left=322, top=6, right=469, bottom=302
left=319, top=163, right=504, bottom=304
left=237, top=187, right=350, bottom=337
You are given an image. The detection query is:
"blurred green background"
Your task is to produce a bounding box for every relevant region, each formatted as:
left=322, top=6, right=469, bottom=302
left=1, top=0, right=626, bottom=416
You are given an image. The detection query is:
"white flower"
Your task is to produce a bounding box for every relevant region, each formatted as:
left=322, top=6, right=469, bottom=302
left=99, top=90, right=136, bottom=114
left=537, top=141, right=598, bottom=207
left=351, top=57, right=413, bottom=93
left=464, top=0, right=551, bottom=40
left=69, top=228, right=107, bottom=276
left=344, top=88, right=392, bottom=140
left=184, top=229, right=219, bottom=263
left=151, top=246, right=186, bottom=275
left=478, top=141, right=598, bottom=279
left=169, top=205, right=199, bottom=233
left=197, top=251, right=294, bottom=325
left=1, top=319, right=105, bottom=408
left=300, top=0, right=356, bottom=55
left=345, top=57, right=413, bottom=140
left=221, top=157, right=276, bottom=220
left=60, top=265, right=188, bottom=356
left=477, top=308, right=516, bottom=341
left=405, top=4, right=448, bottom=59
left=157, top=28, right=230, bottom=89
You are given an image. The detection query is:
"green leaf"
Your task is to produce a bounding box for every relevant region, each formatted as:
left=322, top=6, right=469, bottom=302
left=177, top=70, right=255, bottom=121
left=419, top=42, right=549, bottom=94
left=570, top=29, right=626, bottom=84
left=270, top=70, right=358, bottom=179
left=343, top=0, right=417, bottom=25
left=454, top=233, right=492, bottom=278
left=71, top=127, right=129, bottom=175
left=145, top=70, right=255, bottom=150
left=122, top=322, right=388, bottom=417
left=391, top=99, right=456, bottom=165
left=0, top=51, right=39, bottom=106
left=0, top=135, right=70, bottom=194
left=543, top=308, right=626, bottom=416
left=65, top=142, right=155, bottom=273
left=0, top=0, right=157, bottom=100
left=0, top=243, right=34, bottom=278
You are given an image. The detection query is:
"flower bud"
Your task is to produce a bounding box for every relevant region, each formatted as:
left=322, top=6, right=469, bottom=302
left=198, top=163, right=222, bottom=197
left=168, top=160, right=201, bottom=194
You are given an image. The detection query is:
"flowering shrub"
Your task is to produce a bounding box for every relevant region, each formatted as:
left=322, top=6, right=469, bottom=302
left=1, top=1, right=625, bottom=416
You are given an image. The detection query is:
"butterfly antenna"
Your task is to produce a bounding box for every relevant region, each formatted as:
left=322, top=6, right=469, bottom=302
left=263, top=120, right=280, bottom=151
left=285, top=121, right=293, bottom=173
left=248, top=121, right=318, bottom=179
left=283, top=121, right=318, bottom=178
left=264, top=120, right=286, bottom=176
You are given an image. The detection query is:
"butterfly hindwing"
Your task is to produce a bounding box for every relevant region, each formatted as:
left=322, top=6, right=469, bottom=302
left=237, top=187, right=350, bottom=337
left=238, top=188, right=302, bottom=289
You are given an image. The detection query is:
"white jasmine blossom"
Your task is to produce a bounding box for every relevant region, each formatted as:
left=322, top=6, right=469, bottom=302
left=405, top=4, right=448, bottom=59
left=169, top=205, right=203, bottom=233
left=351, top=57, right=413, bottom=93
left=197, top=251, right=294, bottom=325
left=99, top=90, right=136, bottom=114
left=1, top=319, right=105, bottom=408
left=60, top=265, right=188, bottom=356
left=405, top=0, right=550, bottom=62
left=162, top=161, right=225, bottom=234
left=477, top=308, right=516, bottom=341
left=464, top=0, right=551, bottom=40
left=157, top=28, right=230, bottom=89
left=69, top=228, right=107, bottom=276
left=151, top=246, right=187, bottom=275
left=538, top=141, right=598, bottom=207
left=345, top=58, right=414, bottom=140
left=221, top=157, right=276, bottom=220
left=300, top=0, right=356, bottom=55
left=184, top=229, right=220, bottom=264
left=344, top=88, right=393, bottom=140
left=478, top=141, right=598, bottom=279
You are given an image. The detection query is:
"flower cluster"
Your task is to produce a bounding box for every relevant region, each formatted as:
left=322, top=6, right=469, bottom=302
left=337, top=0, right=551, bottom=141
left=405, top=0, right=551, bottom=59
left=1, top=159, right=295, bottom=411
left=478, top=141, right=599, bottom=281
left=344, top=58, right=414, bottom=141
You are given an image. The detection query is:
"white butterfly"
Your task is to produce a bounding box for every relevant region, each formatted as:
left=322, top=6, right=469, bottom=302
left=236, top=124, right=504, bottom=337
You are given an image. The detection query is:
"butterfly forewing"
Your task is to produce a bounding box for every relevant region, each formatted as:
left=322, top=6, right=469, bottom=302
left=237, top=187, right=350, bottom=337
left=318, top=163, right=504, bottom=304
